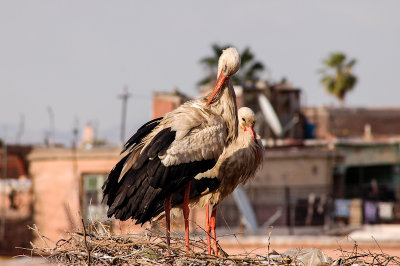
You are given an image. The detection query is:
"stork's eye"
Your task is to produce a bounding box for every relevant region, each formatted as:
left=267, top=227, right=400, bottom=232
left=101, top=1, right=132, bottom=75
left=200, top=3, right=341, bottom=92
left=224, top=64, right=227, bottom=72
left=242, top=118, right=245, bottom=122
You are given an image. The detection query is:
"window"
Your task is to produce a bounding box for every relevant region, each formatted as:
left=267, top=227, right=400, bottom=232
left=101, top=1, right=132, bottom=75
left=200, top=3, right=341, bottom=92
left=83, top=174, right=108, bottom=221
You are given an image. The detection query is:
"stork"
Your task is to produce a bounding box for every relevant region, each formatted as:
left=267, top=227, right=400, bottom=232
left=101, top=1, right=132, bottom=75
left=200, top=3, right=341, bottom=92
left=102, top=47, right=240, bottom=251
left=158, top=107, right=264, bottom=256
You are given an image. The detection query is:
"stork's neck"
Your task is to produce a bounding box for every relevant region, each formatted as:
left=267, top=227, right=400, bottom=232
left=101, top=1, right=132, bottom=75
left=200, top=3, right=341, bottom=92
left=209, top=79, right=238, bottom=145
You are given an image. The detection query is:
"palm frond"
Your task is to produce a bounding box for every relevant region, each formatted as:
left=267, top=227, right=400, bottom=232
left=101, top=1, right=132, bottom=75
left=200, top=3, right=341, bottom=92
left=197, top=76, right=215, bottom=86
left=199, top=57, right=218, bottom=66
left=320, top=52, right=358, bottom=103
left=241, top=47, right=254, bottom=66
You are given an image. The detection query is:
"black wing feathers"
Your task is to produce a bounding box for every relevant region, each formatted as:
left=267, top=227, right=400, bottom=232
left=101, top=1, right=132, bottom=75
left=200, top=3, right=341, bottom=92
left=133, top=128, right=176, bottom=170
left=102, top=154, right=129, bottom=206
left=146, top=128, right=176, bottom=159
left=103, top=118, right=219, bottom=225
left=121, top=117, right=162, bottom=154
left=135, top=160, right=217, bottom=224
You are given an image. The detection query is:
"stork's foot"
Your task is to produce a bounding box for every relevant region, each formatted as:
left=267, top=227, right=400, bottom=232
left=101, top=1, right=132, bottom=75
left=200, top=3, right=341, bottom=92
left=205, top=204, right=212, bottom=255
left=210, top=207, right=218, bottom=256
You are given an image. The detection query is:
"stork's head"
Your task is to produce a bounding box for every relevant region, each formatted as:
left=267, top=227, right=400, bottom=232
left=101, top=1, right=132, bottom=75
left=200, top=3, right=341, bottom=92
left=217, top=47, right=241, bottom=78
left=206, top=47, right=240, bottom=106
left=238, top=107, right=256, bottom=140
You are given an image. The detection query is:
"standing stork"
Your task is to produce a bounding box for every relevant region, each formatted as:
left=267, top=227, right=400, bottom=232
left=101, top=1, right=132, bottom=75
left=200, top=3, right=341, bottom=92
left=156, top=107, right=264, bottom=256
left=102, top=47, right=240, bottom=250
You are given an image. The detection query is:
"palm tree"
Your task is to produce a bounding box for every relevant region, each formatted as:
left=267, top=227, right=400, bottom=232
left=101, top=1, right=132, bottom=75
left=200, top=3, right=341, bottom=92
left=320, top=52, right=357, bottom=104
left=197, top=44, right=265, bottom=87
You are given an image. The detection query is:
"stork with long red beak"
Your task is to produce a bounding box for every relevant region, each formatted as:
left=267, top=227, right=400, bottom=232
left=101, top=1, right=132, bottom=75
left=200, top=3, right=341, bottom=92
left=102, top=47, right=240, bottom=251
left=156, top=107, right=264, bottom=256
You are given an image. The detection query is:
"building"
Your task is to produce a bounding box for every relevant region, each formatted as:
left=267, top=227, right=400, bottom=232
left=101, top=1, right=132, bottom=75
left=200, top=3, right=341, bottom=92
left=241, top=84, right=306, bottom=140
left=0, top=145, right=33, bottom=255
left=218, top=145, right=342, bottom=228
left=303, top=106, right=400, bottom=139
left=28, top=147, right=125, bottom=244
left=152, top=89, right=190, bottom=119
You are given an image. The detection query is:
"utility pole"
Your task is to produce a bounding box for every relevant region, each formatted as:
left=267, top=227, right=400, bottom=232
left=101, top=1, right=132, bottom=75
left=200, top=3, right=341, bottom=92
left=0, top=133, right=7, bottom=240
left=47, top=106, right=55, bottom=146
left=119, top=86, right=131, bottom=145
left=16, top=113, right=25, bottom=144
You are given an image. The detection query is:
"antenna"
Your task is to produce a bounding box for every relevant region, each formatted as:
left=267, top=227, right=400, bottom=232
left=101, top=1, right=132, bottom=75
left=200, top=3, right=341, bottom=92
left=0, top=128, right=7, bottom=240
left=92, top=120, right=99, bottom=143
left=119, top=86, right=131, bottom=145
left=47, top=106, right=55, bottom=146
left=16, top=113, right=25, bottom=144
left=72, top=117, right=79, bottom=149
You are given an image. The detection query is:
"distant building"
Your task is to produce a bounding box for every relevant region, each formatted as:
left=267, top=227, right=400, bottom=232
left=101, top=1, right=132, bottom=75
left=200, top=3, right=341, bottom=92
left=218, top=145, right=342, bottom=227
left=28, top=147, right=127, bottom=244
left=303, top=106, right=400, bottom=139
left=332, top=139, right=400, bottom=201
left=0, top=145, right=33, bottom=255
left=27, top=146, right=208, bottom=244
left=152, top=89, right=190, bottom=118
left=240, top=84, right=307, bottom=140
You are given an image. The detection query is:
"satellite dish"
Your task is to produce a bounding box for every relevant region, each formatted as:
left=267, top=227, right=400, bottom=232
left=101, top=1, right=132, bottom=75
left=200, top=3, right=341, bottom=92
left=232, top=185, right=259, bottom=232
left=257, top=94, right=282, bottom=137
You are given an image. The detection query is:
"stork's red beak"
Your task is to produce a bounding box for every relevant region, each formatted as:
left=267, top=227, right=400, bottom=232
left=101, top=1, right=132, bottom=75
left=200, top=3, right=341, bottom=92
left=206, top=72, right=227, bottom=106
left=245, top=126, right=256, bottom=140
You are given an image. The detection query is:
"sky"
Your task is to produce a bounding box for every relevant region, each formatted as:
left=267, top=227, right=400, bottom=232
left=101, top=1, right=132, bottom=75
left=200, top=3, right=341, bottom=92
left=1, top=1, right=399, bottom=146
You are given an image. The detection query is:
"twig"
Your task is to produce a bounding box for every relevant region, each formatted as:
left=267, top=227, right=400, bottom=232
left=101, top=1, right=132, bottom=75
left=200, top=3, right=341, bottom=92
left=81, top=218, right=91, bottom=266
left=29, top=224, right=51, bottom=248
left=220, top=212, right=248, bottom=256
left=267, top=225, right=273, bottom=264
left=372, top=235, right=384, bottom=254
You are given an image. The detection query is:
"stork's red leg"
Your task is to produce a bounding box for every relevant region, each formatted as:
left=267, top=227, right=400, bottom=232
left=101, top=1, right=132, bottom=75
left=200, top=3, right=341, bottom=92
left=164, top=194, right=172, bottom=250
left=210, top=207, right=218, bottom=256
left=183, top=182, right=191, bottom=251
left=205, top=204, right=212, bottom=255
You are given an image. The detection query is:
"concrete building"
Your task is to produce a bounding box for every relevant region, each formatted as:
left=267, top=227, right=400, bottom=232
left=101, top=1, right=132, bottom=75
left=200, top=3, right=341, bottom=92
left=28, top=147, right=126, bottom=244
left=241, top=84, right=306, bottom=140
left=332, top=139, right=400, bottom=200
left=152, top=89, right=190, bottom=119
left=0, top=145, right=33, bottom=255
left=27, top=146, right=210, bottom=244
left=218, top=145, right=342, bottom=227
left=303, top=106, right=400, bottom=139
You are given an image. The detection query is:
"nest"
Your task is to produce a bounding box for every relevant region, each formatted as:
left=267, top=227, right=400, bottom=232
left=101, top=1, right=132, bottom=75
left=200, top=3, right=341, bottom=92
left=27, top=220, right=400, bottom=265
left=335, top=239, right=400, bottom=266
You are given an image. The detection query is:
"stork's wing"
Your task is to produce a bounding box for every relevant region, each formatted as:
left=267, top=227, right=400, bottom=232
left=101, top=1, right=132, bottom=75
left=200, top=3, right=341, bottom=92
left=102, top=117, right=162, bottom=207
left=103, top=101, right=227, bottom=224
left=218, top=133, right=264, bottom=187
left=121, top=117, right=163, bottom=154
left=168, top=132, right=264, bottom=212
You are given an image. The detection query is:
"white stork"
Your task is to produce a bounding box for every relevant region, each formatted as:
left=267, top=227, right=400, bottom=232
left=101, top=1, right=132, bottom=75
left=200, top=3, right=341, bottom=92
left=163, top=107, right=264, bottom=256
left=102, top=47, right=240, bottom=250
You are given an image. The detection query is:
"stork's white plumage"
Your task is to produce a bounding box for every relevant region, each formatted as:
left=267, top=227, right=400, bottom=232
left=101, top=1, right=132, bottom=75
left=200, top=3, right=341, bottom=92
left=166, top=107, right=264, bottom=255
left=102, top=47, right=241, bottom=251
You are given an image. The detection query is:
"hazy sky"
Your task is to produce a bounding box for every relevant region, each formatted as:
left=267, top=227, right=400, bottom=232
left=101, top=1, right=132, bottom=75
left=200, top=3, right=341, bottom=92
left=1, top=1, right=399, bottom=145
